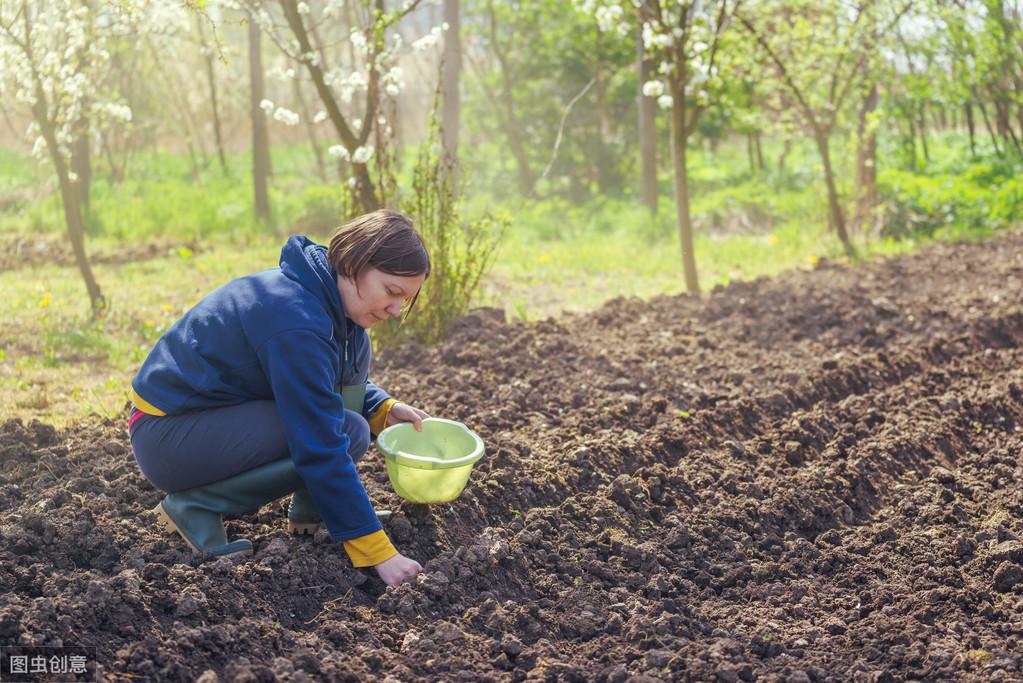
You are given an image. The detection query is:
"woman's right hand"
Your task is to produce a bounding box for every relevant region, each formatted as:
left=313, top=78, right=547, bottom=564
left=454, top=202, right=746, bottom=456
left=375, top=552, right=423, bottom=586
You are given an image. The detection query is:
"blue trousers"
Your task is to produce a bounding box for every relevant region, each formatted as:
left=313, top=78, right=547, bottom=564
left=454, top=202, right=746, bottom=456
left=130, top=400, right=370, bottom=493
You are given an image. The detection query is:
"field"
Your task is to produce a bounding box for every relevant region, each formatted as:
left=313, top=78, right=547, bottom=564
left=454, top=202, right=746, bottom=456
left=2, top=229, right=1022, bottom=680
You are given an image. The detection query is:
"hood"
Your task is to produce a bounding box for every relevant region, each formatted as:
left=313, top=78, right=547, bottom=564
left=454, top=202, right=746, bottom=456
left=279, top=235, right=349, bottom=339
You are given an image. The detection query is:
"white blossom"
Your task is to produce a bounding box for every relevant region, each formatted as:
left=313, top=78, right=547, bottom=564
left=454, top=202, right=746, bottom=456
left=350, top=29, right=367, bottom=53
left=313, top=111, right=328, bottom=124
left=642, top=80, right=665, bottom=97
left=255, top=9, right=273, bottom=30
left=657, top=94, right=673, bottom=109
left=0, top=0, right=165, bottom=170
left=328, top=144, right=350, bottom=159
left=346, top=72, right=368, bottom=90
left=259, top=99, right=274, bottom=112
left=595, top=4, right=624, bottom=33
left=268, top=65, right=296, bottom=81
left=273, top=106, right=300, bottom=126
left=352, top=145, right=373, bottom=164
left=412, top=33, right=439, bottom=51
left=97, top=102, right=133, bottom=122
left=324, top=0, right=346, bottom=19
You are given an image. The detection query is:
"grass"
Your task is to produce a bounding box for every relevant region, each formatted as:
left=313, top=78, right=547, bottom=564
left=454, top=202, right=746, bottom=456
left=0, top=132, right=1019, bottom=425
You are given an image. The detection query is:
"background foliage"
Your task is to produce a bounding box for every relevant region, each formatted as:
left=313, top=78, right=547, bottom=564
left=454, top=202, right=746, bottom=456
left=1, top=0, right=1022, bottom=421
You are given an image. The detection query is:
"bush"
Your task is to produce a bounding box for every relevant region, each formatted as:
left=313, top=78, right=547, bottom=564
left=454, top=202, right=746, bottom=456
left=877, top=158, right=1023, bottom=239
left=371, top=133, right=507, bottom=348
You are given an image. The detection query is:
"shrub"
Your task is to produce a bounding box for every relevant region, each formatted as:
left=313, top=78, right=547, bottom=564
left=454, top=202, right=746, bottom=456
left=371, top=130, right=507, bottom=348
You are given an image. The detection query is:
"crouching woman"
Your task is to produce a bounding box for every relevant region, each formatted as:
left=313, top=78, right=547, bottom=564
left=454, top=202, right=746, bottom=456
left=128, top=210, right=430, bottom=586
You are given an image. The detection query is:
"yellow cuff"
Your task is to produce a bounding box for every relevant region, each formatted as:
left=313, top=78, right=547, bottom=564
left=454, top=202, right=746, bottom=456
left=342, top=529, right=397, bottom=567
left=129, top=387, right=167, bottom=416
left=368, top=398, right=398, bottom=436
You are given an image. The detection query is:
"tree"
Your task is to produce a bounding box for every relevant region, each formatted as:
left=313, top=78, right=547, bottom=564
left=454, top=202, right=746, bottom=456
left=0, top=0, right=180, bottom=313
left=245, top=0, right=436, bottom=214
left=937, top=0, right=1023, bottom=157
left=249, top=12, right=271, bottom=221
left=466, top=0, right=634, bottom=201
left=197, top=14, right=229, bottom=176
left=636, top=1, right=657, bottom=213
left=580, top=0, right=739, bottom=293
left=737, top=0, right=912, bottom=254
left=442, top=0, right=462, bottom=186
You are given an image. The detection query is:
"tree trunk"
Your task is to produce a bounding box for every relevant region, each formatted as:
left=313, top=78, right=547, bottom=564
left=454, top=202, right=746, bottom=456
left=146, top=39, right=204, bottom=179
left=637, top=13, right=657, bottom=213
left=853, top=83, right=878, bottom=234
left=485, top=0, right=535, bottom=195
left=669, top=75, right=699, bottom=293
left=778, top=139, right=791, bottom=175
left=995, top=98, right=1023, bottom=154
left=905, top=105, right=918, bottom=168
left=441, top=0, right=461, bottom=189
left=249, top=15, right=271, bottom=222
left=102, top=140, right=124, bottom=184
left=593, top=65, right=614, bottom=193
left=70, top=114, right=91, bottom=213
left=350, top=162, right=378, bottom=211
left=37, top=110, right=103, bottom=313
left=917, top=103, right=930, bottom=163
left=965, top=102, right=976, bottom=155
left=995, top=97, right=1009, bottom=140
left=198, top=16, right=228, bottom=176
left=506, top=121, right=536, bottom=195
left=753, top=131, right=764, bottom=171
left=813, top=128, right=853, bottom=255
left=977, top=97, right=1003, bottom=156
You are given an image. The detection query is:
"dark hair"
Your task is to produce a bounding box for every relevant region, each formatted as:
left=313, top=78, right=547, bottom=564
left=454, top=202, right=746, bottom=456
left=327, top=209, right=431, bottom=315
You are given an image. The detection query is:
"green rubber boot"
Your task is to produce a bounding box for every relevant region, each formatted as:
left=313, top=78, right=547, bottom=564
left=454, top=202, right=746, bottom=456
left=287, top=489, right=392, bottom=535
left=153, top=457, right=305, bottom=558
left=287, top=488, right=322, bottom=536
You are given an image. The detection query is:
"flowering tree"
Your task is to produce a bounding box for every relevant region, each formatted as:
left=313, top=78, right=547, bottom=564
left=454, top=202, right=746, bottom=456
left=241, top=0, right=444, bottom=214
left=0, top=0, right=184, bottom=313
left=578, top=0, right=739, bottom=293
left=736, top=0, right=913, bottom=252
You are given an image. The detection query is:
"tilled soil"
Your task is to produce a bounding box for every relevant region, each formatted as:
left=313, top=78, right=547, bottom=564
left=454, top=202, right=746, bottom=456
left=0, top=234, right=203, bottom=272
left=2, top=232, right=1023, bottom=682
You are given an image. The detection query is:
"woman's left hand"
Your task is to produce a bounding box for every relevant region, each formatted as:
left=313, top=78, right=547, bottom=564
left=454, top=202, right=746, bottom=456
left=387, top=402, right=431, bottom=431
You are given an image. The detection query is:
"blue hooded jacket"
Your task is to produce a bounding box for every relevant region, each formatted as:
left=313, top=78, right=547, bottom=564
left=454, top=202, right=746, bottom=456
left=131, top=236, right=390, bottom=542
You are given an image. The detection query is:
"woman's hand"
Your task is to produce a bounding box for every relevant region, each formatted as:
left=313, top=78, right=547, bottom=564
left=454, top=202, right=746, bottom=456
left=386, top=402, right=431, bottom=431
left=375, top=552, right=423, bottom=586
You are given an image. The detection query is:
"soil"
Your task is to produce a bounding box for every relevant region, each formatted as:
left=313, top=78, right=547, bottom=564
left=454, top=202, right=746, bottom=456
left=3, top=232, right=1023, bottom=681
left=0, top=234, right=203, bottom=272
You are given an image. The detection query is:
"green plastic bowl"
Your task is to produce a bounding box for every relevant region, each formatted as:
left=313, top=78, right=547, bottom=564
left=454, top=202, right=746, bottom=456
left=377, top=418, right=485, bottom=503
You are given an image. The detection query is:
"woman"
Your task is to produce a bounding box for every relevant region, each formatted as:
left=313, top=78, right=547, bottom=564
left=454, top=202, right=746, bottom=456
left=128, top=210, right=429, bottom=586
